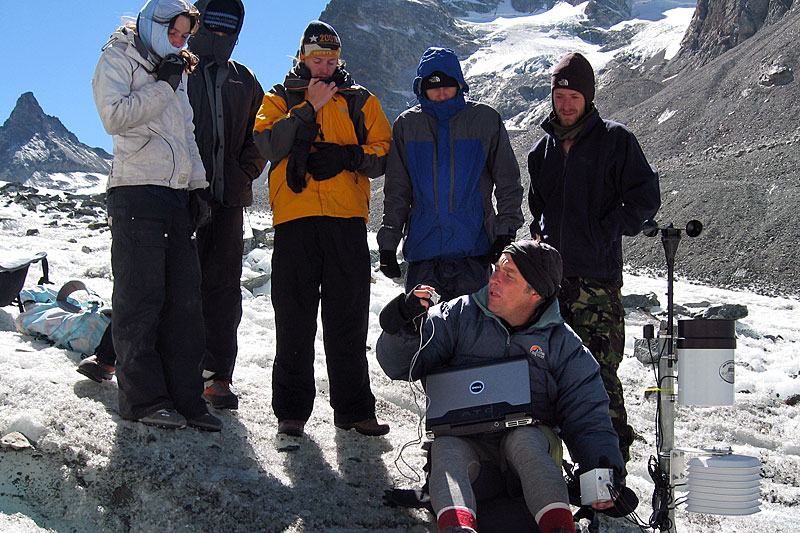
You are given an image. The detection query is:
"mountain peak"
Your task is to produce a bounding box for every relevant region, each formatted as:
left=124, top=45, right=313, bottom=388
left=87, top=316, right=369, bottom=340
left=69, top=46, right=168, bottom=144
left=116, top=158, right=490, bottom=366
left=9, top=92, right=45, bottom=121
left=2, top=91, right=70, bottom=141
left=0, top=92, right=111, bottom=183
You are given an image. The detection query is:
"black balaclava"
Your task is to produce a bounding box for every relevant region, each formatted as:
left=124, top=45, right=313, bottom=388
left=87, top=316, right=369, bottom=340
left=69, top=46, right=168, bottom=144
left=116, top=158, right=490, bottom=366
left=189, top=0, right=243, bottom=65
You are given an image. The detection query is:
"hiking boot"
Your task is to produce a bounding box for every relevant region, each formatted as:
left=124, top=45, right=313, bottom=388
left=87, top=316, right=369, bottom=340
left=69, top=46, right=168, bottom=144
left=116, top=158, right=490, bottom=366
left=138, top=408, right=186, bottom=429
left=187, top=412, right=223, bottom=432
left=277, top=419, right=305, bottom=437
left=76, top=355, right=115, bottom=383
left=202, top=380, right=239, bottom=410
left=334, top=418, right=390, bottom=436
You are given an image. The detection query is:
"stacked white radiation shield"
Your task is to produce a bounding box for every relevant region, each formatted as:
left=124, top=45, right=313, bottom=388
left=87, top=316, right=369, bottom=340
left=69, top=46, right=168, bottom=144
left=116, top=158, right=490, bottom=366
left=676, top=319, right=761, bottom=515
left=686, top=455, right=761, bottom=515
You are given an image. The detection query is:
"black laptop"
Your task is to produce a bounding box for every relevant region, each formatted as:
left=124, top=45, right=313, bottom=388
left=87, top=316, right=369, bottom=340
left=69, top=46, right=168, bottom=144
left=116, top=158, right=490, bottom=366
left=425, top=357, right=534, bottom=438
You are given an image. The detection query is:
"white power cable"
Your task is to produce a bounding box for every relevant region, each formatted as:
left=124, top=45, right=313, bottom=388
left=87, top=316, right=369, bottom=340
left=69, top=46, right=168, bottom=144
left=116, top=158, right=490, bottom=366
left=394, top=309, right=436, bottom=482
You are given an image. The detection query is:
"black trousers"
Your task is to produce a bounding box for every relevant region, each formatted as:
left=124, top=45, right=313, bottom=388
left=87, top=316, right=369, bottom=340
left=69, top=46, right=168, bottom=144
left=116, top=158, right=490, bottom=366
left=107, top=186, right=207, bottom=420
left=270, top=216, right=376, bottom=425
left=196, top=204, right=244, bottom=382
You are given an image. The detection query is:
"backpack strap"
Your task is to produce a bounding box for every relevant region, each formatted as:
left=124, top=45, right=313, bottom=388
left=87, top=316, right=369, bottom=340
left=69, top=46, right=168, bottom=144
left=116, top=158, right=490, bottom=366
left=338, top=88, right=370, bottom=146
left=56, top=280, right=91, bottom=313
left=36, top=256, right=50, bottom=286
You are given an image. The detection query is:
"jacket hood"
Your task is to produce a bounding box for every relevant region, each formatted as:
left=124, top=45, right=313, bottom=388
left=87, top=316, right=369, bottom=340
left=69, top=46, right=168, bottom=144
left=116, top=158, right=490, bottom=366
left=137, top=0, right=197, bottom=60
left=472, top=286, right=564, bottom=331
left=103, top=27, right=153, bottom=68
left=413, top=47, right=468, bottom=98
left=188, top=0, right=244, bottom=64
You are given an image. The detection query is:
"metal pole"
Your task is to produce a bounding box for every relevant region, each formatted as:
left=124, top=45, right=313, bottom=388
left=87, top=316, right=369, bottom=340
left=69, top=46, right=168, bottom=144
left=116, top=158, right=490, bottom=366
left=658, top=227, right=681, bottom=533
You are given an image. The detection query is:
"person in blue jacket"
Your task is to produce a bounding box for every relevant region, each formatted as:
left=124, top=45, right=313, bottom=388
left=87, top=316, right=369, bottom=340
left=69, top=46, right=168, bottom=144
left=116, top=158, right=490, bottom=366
left=528, top=52, right=661, bottom=463
left=377, top=240, right=625, bottom=533
left=378, top=47, right=523, bottom=301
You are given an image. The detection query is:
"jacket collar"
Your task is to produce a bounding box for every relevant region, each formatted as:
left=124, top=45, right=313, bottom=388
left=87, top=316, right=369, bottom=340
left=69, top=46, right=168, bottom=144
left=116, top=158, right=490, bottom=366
left=541, top=104, right=601, bottom=142
left=283, top=63, right=354, bottom=93
left=420, top=92, right=466, bottom=122
left=105, top=27, right=157, bottom=69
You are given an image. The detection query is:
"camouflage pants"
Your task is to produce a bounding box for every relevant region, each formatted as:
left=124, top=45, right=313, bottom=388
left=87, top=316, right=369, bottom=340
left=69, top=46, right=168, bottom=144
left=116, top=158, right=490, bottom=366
left=559, top=277, right=634, bottom=463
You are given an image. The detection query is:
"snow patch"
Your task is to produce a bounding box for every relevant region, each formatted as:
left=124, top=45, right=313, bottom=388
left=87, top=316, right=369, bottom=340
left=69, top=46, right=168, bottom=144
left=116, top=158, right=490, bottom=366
left=658, top=109, right=677, bottom=123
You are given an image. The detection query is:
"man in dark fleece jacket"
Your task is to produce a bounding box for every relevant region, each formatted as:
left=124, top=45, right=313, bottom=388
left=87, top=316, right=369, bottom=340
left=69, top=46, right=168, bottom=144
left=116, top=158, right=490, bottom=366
left=527, top=52, right=660, bottom=462
left=378, top=47, right=523, bottom=301
left=377, top=240, right=625, bottom=533
left=187, top=0, right=266, bottom=410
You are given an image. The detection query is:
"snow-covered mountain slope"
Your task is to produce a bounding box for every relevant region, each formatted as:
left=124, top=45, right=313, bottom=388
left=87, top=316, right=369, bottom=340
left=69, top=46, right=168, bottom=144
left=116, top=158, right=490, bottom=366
left=459, top=0, right=696, bottom=130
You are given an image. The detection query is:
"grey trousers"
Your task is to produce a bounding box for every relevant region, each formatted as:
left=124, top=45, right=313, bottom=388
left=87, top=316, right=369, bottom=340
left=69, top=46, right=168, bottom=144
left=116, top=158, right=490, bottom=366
left=429, top=426, right=570, bottom=524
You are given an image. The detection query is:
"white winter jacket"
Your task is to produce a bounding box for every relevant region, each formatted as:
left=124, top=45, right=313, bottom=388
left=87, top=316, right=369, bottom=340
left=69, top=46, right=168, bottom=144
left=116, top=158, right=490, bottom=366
left=91, top=27, right=207, bottom=191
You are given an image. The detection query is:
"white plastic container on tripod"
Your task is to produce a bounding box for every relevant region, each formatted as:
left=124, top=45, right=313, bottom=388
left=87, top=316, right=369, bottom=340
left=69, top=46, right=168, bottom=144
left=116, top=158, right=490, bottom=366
left=677, top=319, right=736, bottom=406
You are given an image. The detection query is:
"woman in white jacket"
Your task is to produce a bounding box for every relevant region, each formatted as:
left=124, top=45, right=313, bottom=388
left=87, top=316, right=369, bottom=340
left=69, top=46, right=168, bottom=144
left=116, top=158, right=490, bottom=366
left=91, top=0, right=220, bottom=431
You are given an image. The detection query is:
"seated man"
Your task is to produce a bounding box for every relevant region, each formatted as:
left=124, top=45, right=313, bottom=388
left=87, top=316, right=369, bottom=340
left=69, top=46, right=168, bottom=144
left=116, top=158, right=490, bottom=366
left=377, top=240, right=625, bottom=533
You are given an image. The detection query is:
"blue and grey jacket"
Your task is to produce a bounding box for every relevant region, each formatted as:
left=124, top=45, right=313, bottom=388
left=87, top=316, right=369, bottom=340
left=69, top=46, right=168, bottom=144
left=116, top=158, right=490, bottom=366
left=376, top=286, right=626, bottom=478
left=528, top=109, right=660, bottom=280
left=378, top=47, right=523, bottom=262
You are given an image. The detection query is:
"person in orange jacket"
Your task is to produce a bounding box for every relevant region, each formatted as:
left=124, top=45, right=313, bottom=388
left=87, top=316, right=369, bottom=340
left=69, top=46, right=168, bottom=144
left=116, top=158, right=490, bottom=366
left=253, top=20, right=391, bottom=438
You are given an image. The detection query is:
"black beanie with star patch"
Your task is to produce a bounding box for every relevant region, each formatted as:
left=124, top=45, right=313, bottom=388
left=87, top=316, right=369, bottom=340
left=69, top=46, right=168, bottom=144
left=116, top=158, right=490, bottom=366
left=299, top=20, right=341, bottom=60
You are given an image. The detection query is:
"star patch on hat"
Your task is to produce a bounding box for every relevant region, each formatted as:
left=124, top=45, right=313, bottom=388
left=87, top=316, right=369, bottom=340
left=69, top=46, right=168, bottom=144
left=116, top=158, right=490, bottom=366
left=300, top=20, right=341, bottom=60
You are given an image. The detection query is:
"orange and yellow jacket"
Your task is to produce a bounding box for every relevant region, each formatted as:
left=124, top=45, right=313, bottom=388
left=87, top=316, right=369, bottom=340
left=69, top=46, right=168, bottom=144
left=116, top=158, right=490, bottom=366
left=253, top=65, right=391, bottom=226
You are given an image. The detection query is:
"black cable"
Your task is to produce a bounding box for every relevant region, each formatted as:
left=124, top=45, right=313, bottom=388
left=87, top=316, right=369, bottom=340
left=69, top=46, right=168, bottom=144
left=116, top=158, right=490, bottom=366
left=606, top=484, right=650, bottom=532
left=648, top=455, right=674, bottom=531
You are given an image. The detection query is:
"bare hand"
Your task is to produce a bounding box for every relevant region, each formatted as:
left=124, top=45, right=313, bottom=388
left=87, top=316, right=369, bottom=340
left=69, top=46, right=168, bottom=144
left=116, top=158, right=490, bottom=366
left=591, top=500, right=615, bottom=511
left=412, top=285, right=437, bottom=309
left=307, top=78, right=337, bottom=111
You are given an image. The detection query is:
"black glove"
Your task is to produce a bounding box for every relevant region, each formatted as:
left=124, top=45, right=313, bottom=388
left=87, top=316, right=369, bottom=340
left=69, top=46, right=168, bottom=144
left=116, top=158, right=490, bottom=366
left=189, top=189, right=212, bottom=230
left=307, top=142, right=364, bottom=181
left=379, top=286, right=433, bottom=335
left=379, top=250, right=402, bottom=279
left=156, top=54, right=186, bottom=91
left=286, top=121, right=320, bottom=193
left=488, top=234, right=513, bottom=263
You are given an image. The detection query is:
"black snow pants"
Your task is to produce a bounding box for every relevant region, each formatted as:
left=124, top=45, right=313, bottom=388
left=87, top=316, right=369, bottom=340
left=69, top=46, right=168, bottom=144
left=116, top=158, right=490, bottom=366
left=107, top=186, right=207, bottom=420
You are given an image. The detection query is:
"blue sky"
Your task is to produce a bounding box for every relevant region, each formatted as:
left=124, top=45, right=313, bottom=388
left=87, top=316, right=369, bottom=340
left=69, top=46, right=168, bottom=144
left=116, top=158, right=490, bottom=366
left=0, top=0, right=330, bottom=152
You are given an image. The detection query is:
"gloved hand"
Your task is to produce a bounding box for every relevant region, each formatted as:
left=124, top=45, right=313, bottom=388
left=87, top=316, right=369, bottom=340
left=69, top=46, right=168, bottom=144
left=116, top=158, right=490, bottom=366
left=156, top=54, right=186, bottom=91
left=379, top=250, right=402, bottom=279
left=286, top=121, right=321, bottom=193
left=307, top=142, right=364, bottom=181
left=488, top=234, right=513, bottom=263
left=189, top=189, right=212, bottom=230
left=379, top=285, right=436, bottom=334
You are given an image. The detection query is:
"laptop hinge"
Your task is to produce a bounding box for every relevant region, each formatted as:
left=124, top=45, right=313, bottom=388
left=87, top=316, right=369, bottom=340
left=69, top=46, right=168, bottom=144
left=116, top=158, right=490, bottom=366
left=428, top=415, right=539, bottom=439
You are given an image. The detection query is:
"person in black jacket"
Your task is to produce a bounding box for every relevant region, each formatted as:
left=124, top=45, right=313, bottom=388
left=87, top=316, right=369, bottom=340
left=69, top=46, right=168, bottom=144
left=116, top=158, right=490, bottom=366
left=527, top=52, right=660, bottom=463
left=187, top=0, right=267, bottom=410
